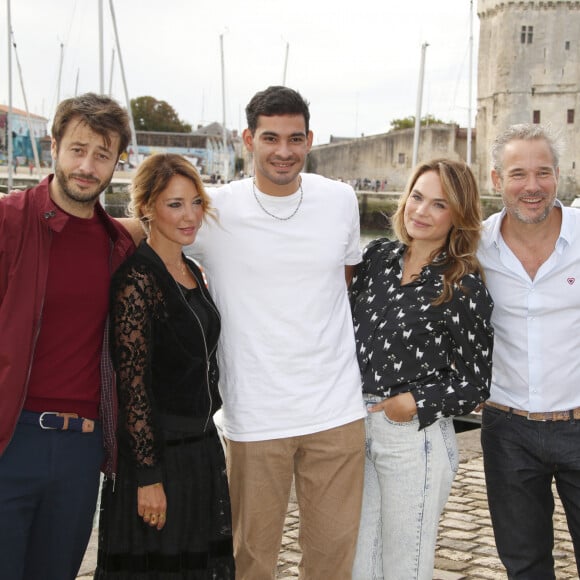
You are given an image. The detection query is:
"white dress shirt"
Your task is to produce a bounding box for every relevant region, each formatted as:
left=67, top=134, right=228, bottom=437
left=478, top=202, right=580, bottom=412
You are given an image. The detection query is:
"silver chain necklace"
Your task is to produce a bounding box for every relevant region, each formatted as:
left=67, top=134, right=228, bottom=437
left=252, top=178, right=303, bottom=221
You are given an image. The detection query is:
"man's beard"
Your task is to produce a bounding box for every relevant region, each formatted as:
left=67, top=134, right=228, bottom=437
left=54, top=164, right=112, bottom=206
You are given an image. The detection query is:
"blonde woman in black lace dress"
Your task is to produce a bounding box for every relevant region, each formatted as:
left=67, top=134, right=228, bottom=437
left=95, top=154, right=234, bottom=579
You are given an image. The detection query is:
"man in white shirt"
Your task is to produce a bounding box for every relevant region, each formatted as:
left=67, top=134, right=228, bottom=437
left=187, top=86, right=365, bottom=579
left=478, top=124, right=580, bottom=578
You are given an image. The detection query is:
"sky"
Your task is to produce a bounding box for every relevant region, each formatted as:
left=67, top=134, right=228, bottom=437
left=1, top=0, right=480, bottom=146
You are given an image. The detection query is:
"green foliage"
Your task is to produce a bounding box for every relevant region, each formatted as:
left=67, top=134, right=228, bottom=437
left=389, top=115, right=451, bottom=131
left=131, top=96, right=192, bottom=133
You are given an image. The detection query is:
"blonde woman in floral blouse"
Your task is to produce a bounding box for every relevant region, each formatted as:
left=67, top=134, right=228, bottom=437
left=350, top=158, right=494, bottom=580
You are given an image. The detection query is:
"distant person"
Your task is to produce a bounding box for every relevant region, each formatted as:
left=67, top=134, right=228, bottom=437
left=350, top=159, right=493, bottom=580
left=479, top=124, right=580, bottom=578
left=186, top=86, right=366, bottom=579
left=95, top=154, right=235, bottom=578
left=0, top=93, right=134, bottom=580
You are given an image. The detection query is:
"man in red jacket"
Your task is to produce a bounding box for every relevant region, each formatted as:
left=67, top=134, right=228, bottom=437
left=0, top=93, right=135, bottom=580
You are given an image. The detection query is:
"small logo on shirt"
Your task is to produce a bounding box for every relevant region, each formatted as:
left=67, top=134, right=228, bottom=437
left=567, top=277, right=576, bottom=285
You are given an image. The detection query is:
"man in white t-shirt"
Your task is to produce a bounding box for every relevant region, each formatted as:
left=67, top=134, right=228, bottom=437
left=187, top=86, right=365, bottom=579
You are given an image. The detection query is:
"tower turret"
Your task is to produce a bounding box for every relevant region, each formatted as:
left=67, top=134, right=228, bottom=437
left=477, top=0, right=580, bottom=198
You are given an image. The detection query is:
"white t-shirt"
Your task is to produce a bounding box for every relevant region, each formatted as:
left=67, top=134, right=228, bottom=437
left=187, top=173, right=365, bottom=441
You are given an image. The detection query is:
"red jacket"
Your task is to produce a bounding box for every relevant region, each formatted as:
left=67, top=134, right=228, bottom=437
left=0, top=175, right=135, bottom=477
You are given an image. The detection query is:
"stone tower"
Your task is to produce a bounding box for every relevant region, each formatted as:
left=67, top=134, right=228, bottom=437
left=477, top=0, right=580, bottom=198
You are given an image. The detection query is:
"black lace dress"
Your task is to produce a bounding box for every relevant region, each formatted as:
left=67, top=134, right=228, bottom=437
left=95, top=241, right=234, bottom=579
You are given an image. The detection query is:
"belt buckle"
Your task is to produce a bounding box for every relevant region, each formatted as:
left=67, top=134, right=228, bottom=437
left=39, top=411, right=59, bottom=430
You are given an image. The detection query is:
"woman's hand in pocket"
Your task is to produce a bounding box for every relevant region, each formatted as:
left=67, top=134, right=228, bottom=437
left=369, top=392, right=417, bottom=422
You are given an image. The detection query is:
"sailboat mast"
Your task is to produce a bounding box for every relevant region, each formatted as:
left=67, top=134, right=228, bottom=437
left=6, top=0, right=14, bottom=191
left=109, top=0, right=138, bottom=167
left=220, top=33, right=228, bottom=182
left=412, top=42, right=428, bottom=167
left=57, top=42, right=64, bottom=103
left=11, top=31, right=42, bottom=179
left=99, top=0, right=104, bottom=93
left=282, top=41, right=289, bottom=86
left=108, top=48, right=115, bottom=96
left=467, top=0, right=473, bottom=166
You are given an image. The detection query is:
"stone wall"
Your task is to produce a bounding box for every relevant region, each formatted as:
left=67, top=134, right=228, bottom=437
left=309, top=125, right=475, bottom=191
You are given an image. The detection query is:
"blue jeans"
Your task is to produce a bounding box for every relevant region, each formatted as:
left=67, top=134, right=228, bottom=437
left=352, top=395, right=458, bottom=580
left=481, top=406, right=580, bottom=579
left=0, top=420, right=103, bottom=580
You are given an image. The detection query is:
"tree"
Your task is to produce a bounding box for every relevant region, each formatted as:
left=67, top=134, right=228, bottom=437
left=389, top=114, right=451, bottom=131
left=131, top=96, right=192, bottom=133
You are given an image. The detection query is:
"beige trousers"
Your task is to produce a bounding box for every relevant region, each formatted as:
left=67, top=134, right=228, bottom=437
left=226, top=419, right=365, bottom=580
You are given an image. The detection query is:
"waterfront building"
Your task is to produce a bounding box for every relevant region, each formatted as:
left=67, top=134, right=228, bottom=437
left=135, top=123, right=241, bottom=180
left=0, top=105, right=49, bottom=167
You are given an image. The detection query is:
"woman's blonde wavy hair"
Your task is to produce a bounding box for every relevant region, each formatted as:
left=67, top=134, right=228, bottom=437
left=391, top=158, right=484, bottom=305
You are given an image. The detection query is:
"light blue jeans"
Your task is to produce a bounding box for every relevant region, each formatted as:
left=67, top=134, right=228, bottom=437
left=352, top=394, right=458, bottom=580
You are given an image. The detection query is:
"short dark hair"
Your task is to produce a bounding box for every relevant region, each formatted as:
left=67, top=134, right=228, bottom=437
left=245, top=86, right=310, bottom=134
left=51, top=93, right=131, bottom=157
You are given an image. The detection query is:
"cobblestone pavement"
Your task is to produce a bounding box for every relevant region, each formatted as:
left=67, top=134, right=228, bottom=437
left=78, top=429, right=577, bottom=579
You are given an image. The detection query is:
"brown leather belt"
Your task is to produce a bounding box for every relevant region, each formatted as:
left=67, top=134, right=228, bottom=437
left=485, top=401, right=580, bottom=422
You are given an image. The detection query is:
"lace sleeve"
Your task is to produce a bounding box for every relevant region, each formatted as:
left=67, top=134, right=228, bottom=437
left=111, top=266, right=163, bottom=484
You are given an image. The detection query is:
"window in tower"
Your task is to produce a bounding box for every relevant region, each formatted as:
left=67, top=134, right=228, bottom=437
left=533, top=110, right=541, bottom=124
left=565, top=40, right=571, bottom=50
left=521, top=26, right=533, bottom=44
left=568, top=109, right=575, bottom=124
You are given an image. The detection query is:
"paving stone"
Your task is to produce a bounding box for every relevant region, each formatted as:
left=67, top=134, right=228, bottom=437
left=435, top=549, right=474, bottom=563
left=471, top=555, right=508, bottom=570
left=439, top=517, right=481, bottom=531
left=466, top=567, right=508, bottom=579
left=473, top=544, right=501, bottom=557
left=444, top=501, right=475, bottom=512
left=433, top=569, right=467, bottom=580
left=437, top=538, right=480, bottom=552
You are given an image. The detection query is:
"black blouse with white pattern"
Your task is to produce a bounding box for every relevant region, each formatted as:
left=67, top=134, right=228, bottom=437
left=350, top=238, right=494, bottom=429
